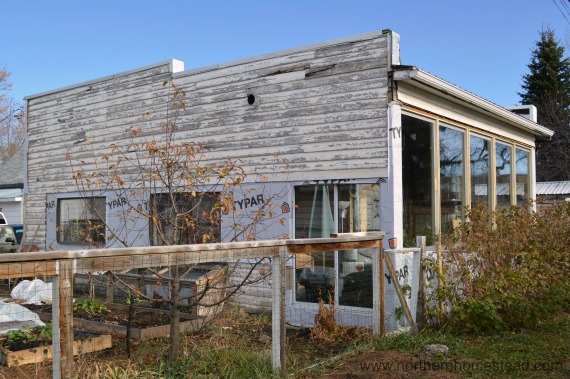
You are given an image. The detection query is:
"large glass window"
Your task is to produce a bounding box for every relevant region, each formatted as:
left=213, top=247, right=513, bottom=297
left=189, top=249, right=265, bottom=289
left=516, top=148, right=530, bottom=206
left=57, top=198, right=106, bottom=245
left=496, top=142, right=512, bottom=208
left=402, top=113, right=534, bottom=239
left=470, top=135, right=491, bottom=208
left=402, top=114, right=434, bottom=245
left=294, top=184, right=380, bottom=308
left=150, top=192, right=220, bottom=245
left=439, top=125, right=465, bottom=233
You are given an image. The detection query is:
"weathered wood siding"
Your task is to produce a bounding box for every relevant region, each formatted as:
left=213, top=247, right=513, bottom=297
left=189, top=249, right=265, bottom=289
left=25, top=32, right=390, bottom=249
left=173, top=34, right=390, bottom=181
left=26, top=61, right=180, bottom=249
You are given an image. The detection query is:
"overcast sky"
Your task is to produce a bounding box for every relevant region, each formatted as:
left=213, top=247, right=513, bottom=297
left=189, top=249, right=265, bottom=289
left=1, top=0, right=568, bottom=107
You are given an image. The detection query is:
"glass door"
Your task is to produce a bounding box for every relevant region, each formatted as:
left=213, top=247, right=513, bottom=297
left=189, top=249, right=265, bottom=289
left=294, top=183, right=380, bottom=308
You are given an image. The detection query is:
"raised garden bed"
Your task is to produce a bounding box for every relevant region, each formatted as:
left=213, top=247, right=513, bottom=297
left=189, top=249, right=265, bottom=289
left=26, top=303, right=209, bottom=340
left=110, top=263, right=229, bottom=317
left=73, top=264, right=229, bottom=318
left=0, top=329, right=111, bottom=367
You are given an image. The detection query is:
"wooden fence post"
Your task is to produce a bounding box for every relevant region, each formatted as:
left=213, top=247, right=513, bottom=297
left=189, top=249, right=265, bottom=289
left=416, top=236, right=427, bottom=329
left=272, top=247, right=286, bottom=376
left=373, top=242, right=386, bottom=335
left=106, top=272, right=114, bottom=304
left=59, top=259, right=74, bottom=378
left=436, top=240, right=445, bottom=316
left=52, top=264, right=61, bottom=379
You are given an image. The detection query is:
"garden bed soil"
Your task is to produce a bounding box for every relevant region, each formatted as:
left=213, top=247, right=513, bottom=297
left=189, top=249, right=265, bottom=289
left=24, top=302, right=209, bottom=340
left=0, top=330, right=111, bottom=367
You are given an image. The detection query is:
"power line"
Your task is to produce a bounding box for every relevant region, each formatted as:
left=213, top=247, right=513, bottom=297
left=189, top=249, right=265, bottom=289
left=560, top=0, right=570, bottom=17
left=553, top=0, right=570, bottom=25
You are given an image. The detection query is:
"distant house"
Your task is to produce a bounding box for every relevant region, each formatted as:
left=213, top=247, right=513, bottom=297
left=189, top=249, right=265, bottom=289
left=536, top=181, right=570, bottom=208
left=23, top=30, right=553, bottom=324
left=0, top=148, right=25, bottom=224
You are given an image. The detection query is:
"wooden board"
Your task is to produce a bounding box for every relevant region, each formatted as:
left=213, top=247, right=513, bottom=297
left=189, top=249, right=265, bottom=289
left=35, top=310, right=209, bottom=341
left=1, top=334, right=111, bottom=367
left=0, top=261, right=57, bottom=279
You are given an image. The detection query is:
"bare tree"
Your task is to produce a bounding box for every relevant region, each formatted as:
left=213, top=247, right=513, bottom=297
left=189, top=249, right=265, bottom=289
left=62, top=80, right=287, bottom=361
left=0, top=68, right=25, bottom=165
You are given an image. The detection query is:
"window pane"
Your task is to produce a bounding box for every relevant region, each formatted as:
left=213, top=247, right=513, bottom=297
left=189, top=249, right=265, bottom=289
left=337, top=184, right=380, bottom=233
left=150, top=192, right=220, bottom=245
left=496, top=142, right=512, bottom=208
left=294, top=185, right=334, bottom=239
left=338, top=184, right=379, bottom=308
left=440, top=126, right=464, bottom=234
left=57, top=198, right=106, bottom=245
left=338, top=250, right=373, bottom=308
left=402, top=114, right=433, bottom=245
left=516, top=148, right=530, bottom=206
left=0, top=226, right=15, bottom=242
left=470, top=135, right=490, bottom=209
left=296, top=252, right=335, bottom=304
left=295, top=185, right=335, bottom=303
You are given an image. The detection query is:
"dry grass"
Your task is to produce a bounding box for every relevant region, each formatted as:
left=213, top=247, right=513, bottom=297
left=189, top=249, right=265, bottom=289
left=310, top=297, right=369, bottom=344
left=1, top=307, right=568, bottom=378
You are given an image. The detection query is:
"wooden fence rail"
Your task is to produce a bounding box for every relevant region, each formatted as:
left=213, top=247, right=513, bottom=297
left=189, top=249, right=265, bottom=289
left=0, top=233, right=385, bottom=378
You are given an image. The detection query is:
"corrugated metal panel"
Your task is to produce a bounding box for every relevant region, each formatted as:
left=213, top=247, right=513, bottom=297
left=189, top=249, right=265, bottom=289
left=473, top=184, right=514, bottom=196
left=536, top=181, right=570, bottom=195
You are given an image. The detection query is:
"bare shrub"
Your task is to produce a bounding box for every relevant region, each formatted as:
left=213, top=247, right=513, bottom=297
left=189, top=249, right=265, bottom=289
left=310, top=295, right=369, bottom=343
left=435, top=202, right=570, bottom=332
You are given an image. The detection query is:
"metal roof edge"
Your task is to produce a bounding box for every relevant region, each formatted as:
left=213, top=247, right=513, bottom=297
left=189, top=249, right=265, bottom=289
left=24, top=59, right=185, bottom=100
left=173, top=30, right=388, bottom=79
left=536, top=181, right=570, bottom=195
left=393, top=67, right=555, bottom=139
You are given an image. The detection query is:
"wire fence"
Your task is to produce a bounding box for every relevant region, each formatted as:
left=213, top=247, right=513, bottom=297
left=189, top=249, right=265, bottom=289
left=0, top=233, right=430, bottom=378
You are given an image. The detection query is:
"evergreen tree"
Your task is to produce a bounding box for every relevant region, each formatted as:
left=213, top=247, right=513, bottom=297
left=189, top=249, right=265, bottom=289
left=519, top=28, right=570, bottom=182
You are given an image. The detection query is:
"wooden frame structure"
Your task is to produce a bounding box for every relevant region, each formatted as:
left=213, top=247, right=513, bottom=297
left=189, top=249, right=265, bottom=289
left=0, top=233, right=390, bottom=378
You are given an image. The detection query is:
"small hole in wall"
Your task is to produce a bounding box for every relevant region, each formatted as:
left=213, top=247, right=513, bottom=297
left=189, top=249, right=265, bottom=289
left=247, top=94, right=256, bottom=105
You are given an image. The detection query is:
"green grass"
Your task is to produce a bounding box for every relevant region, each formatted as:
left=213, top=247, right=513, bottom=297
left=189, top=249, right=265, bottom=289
left=313, top=312, right=570, bottom=378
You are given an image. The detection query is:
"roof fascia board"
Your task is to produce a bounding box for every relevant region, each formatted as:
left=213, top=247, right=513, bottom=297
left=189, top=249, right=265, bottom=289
left=174, top=30, right=388, bottom=79
left=394, top=68, right=554, bottom=139
left=25, top=59, right=185, bottom=100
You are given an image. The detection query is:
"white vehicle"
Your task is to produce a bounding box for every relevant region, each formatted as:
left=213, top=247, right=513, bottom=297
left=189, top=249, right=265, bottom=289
left=0, top=212, right=6, bottom=225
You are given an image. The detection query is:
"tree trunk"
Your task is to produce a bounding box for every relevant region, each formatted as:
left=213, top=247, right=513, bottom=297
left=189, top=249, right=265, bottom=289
left=126, top=291, right=135, bottom=358
left=168, top=269, right=181, bottom=361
